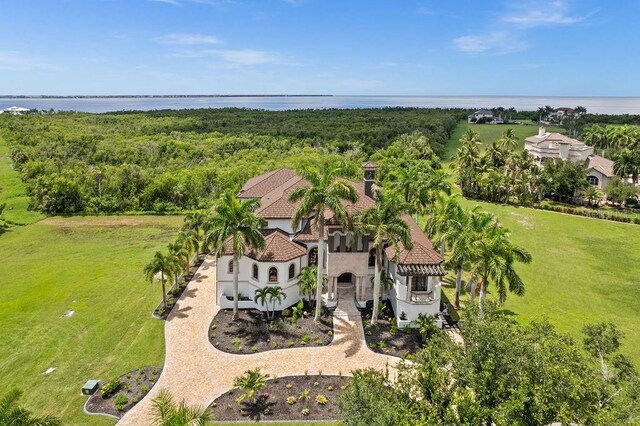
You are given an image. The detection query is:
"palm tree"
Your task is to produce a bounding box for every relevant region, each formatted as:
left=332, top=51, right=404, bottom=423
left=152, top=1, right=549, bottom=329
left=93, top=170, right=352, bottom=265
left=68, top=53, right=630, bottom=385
left=498, top=128, right=519, bottom=151
left=0, top=389, right=61, bottom=426
left=183, top=210, right=209, bottom=259
left=267, top=286, right=287, bottom=317
left=298, top=265, right=318, bottom=309
left=206, top=192, right=267, bottom=320
left=233, top=369, right=267, bottom=405
left=445, top=208, right=472, bottom=309
left=354, top=191, right=412, bottom=325
left=289, top=166, right=358, bottom=321
left=583, top=186, right=602, bottom=207
left=467, top=212, right=532, bottom=307
left=254, top=287, right=271, bottom=320
left=424, top=193, right=463, bottom=256
left=485, top=141, right=505, bottom=168
left=614, top=149, right=640, bottom=185
left=144, top=251, right=175, bottom=309
left=151, top=388, right=210, bottom=426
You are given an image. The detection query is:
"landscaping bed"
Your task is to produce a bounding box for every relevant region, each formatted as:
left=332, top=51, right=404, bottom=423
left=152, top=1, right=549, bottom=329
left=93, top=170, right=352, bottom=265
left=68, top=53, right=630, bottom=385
left=84, top=366, right=162, bottom=419
left=153, top=257, right=204, bottom=319
left=209, top=302, right=333, bottom=354
left=361, top=300, right=425, bottom=358
left=211, top=374, right=349, bottom=421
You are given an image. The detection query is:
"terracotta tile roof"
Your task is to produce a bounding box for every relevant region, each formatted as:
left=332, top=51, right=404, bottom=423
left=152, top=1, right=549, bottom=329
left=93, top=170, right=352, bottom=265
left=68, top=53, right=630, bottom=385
left=385, top=215, right=444, bottom=266
left=362, top=161, right=378, bottom=169
left=237, top=168, right=298, bottom=199
left=325, top=181, right=376, bottom=224
left=584, top=155, right=615, bottom=178
left=293, top=220, right=327, bottom=242
left=255, top=176, right=307, bottom=219
left=223, top=229, right=306, bottom=262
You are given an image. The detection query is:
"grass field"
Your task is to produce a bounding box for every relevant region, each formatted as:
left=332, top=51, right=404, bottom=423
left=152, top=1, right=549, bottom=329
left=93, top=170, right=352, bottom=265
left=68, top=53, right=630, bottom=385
left=0, top=142, right=45, bottom=225
left=440, top=122, right=640, bottom=365
left=0, top=215, right=182, bottom=424
left=442, top=122, right=565, bottom=161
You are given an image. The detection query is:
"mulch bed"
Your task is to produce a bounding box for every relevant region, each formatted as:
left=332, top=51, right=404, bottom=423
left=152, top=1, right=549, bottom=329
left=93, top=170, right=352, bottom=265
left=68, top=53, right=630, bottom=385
left=211, top=374, right=349, bottom=422
left=85, top=366, right=162, bottom=419
left=153, top=257, right=204, bottom=319
left=361, top=300, right=425, bottom=358
left=209, top=302, right=333, bottom=354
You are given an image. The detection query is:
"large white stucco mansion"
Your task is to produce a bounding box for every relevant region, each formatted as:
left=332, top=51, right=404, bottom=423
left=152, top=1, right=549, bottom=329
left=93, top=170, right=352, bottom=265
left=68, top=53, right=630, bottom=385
left=215, top=163, right=447, bottom=327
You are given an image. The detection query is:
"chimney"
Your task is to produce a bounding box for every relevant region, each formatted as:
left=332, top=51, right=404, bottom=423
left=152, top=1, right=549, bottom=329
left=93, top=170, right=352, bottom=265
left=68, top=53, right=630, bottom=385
left=538, top=126, right=546, bottom=137
left=362, top=162, right=377, bottom=199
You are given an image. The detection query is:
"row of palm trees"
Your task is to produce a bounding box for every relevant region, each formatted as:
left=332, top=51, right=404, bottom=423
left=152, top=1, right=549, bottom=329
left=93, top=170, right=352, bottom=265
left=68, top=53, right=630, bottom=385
left=426, top=195, right=532, bottom=309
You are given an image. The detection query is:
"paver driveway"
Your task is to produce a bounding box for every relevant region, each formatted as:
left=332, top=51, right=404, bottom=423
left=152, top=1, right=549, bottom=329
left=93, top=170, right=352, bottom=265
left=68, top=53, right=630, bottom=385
left=119, top=257, right=402, bottom=425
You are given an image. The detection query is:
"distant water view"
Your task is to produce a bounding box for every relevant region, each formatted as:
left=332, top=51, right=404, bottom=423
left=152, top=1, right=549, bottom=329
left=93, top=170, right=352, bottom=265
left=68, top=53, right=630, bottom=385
left=1, top=95, right=640, bottom=114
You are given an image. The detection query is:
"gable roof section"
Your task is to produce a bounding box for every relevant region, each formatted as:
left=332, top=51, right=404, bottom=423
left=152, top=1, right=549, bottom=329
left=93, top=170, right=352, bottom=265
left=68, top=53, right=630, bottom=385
left=524, top=132, right=586, bottom=147
left=584, top=155, right=615, bottom=177
left=385, top=215, right=444, bottom=266
left=223, top=229, right=306, bottom=262
left=293, top=220, right=327, bottom=242
left=237, top=168, right=298, bottom=199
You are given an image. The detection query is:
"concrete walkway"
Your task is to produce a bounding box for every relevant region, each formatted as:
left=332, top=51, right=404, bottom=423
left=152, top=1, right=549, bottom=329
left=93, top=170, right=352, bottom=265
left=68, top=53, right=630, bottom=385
left=118, top=257, right=401, bottom=425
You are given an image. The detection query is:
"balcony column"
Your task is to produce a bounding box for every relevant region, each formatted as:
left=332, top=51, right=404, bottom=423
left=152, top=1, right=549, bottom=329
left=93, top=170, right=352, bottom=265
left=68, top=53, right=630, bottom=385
left=406, top=276, right=412, bottom=302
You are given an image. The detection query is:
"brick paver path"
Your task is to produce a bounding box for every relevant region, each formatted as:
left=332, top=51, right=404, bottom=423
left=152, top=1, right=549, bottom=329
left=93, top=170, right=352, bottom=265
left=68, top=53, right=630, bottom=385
left=118, top=257, right=402, bottom=425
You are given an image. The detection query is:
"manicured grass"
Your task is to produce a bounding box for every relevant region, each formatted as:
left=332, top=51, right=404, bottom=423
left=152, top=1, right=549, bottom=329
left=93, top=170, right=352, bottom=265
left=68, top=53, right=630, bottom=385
left=442, top=122, right=565, bottom=161
left=0, top=138, right=45, bottom=225
left=441, top=200, right=640, bottom=366
left=0, top=215, right=182, bottom=425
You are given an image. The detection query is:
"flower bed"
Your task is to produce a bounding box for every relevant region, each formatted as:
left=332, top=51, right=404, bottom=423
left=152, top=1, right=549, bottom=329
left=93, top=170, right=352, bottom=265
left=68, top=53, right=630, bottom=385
left=211, top=374, right=349, bottom=422
left=361, top=300, right=424, bottom=358
left=84, top=366, right=162, bottom=419
left=209, top=302, right=333, bottom=354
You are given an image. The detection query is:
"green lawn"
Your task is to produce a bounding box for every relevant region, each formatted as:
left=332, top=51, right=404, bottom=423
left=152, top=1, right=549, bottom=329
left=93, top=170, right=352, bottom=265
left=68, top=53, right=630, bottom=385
left=442, top=122, right=565, bottom=161
left=0, top=215, right=182, bottom=424
left=441, top=199, right=640, bottom=365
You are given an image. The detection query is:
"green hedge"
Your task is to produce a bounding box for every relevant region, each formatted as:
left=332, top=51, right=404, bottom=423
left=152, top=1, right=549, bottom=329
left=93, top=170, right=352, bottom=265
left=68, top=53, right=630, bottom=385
left=538, top=204, right=640, bottom=225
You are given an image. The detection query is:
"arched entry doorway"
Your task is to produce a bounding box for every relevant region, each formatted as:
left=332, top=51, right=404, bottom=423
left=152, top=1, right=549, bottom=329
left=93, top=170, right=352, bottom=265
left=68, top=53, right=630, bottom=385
left=337, top=272, right=355, bottom=285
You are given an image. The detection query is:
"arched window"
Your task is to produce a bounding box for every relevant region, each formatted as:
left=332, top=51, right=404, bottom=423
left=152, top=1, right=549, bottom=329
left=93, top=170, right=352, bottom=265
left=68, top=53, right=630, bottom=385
left=368, top=248, right=376, bottom=267
left=587, top=175, right=599, bottom=186
left=228, top=260, right=233, bottom=273
left=288, top=263, right=295, bottom=279
left=252, top=263, right=259, bottom=280
left=308, top=247, right=318, bottom=266
left=268, top=267, right=278, bottom=282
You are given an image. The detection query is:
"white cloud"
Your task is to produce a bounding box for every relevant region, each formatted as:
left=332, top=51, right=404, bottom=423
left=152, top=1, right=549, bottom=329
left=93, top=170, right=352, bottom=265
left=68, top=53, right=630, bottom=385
left=156, top=33, right=222, bottom=45
left=147, top=0, right=181, bottom=5
left=501, top=0, right=589, bottom=28
left=453, top=31, right=527, bottom=55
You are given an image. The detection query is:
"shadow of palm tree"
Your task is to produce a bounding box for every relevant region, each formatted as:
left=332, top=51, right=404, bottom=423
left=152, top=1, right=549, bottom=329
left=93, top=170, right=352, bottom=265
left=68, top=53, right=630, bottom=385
left=331, top=318, right=362, bottom=358
left=169, top=305, right=193, bottom=320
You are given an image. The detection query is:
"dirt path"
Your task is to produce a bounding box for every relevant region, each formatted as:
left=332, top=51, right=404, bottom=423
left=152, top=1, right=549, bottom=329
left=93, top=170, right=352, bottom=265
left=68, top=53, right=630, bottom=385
left=118, top=257, right=401, bottom=425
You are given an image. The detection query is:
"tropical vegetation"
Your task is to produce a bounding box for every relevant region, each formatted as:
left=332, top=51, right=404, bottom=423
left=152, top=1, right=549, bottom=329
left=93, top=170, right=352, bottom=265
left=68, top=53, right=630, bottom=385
left=151, top=388, right=211, bottom=426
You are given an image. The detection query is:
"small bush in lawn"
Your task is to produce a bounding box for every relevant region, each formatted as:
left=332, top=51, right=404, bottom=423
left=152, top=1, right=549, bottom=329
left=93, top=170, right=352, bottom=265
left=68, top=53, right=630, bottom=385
left=231, top=337, right=241, bottom=346
left=287, top=396, right=296, bottom=405
left=138, top=368, right=145, bottom=375
left=302, top=408, right=310, bottom=416
left=100, top=377, right=121, bottom=398
left=140, top=385, right=150, bottom=393
left=316, top=394, right=328, bottom=405
left=299, top=389, right=310, bottom=401
left=114, top=393, right=128, bottom=411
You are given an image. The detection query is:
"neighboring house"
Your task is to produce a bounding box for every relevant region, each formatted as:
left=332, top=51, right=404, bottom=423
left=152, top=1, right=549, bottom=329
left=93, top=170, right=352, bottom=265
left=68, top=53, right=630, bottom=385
left=550, top=107, right=576, bottom=122
left=468, top=109, right=494, bottom=123
left=524, top=127, right=594, bottom=164
left=0, top=106, right=29, bottom=115
left=216, top=163, right=446, bottom=327
left=584, top=155, right=615, bottom=190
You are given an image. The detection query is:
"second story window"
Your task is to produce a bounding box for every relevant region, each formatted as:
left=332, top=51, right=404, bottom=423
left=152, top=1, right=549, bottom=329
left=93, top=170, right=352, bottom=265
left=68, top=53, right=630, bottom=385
left=252, top=263, right=259, bottom=280
left=268, top=267, right=278, bottom=282
left=289, top=263, right=295, bottom=279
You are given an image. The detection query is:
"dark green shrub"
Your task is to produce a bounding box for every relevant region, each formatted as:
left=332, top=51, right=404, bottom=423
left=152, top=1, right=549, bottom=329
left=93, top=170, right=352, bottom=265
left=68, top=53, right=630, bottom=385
left=100, top=377, right=121, bottom=398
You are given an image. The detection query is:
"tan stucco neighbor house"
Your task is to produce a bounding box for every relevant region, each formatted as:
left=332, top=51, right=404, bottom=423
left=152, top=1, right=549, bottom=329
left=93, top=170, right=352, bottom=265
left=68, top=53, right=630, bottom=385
left=524, top=127, right=594, bottom=164
left=215, top=163, right=447, bottom=327
left=584, top=155, right=615, bottom=189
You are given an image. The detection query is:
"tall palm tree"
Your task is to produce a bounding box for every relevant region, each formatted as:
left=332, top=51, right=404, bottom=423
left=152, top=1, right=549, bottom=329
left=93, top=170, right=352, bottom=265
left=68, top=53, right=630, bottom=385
left=467, top=212, right=532, bottom=307
left=206, top=192, right=267, bottom=320
left=151, top=388, right=210, bottom=426
left=614, top=149, right=640, bottom=185
left=354, top=191, right=412, bottom=325
left=485, top=141, right=506, bottom=168
left=424, top=193, right=463, bottom=256
left=183, top=210, right=209, bottom=259
left=144, top=251, right=175, bottom=309
left=0, top=389, right=61, bottom=426
left=445, top=208, right=472, bottom=308
left=290, top=166, right=358, bottom=321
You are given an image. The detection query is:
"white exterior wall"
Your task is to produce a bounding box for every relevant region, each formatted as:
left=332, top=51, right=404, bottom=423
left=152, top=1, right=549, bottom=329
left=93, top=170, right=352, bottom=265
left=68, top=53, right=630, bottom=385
left=587, top=170, right=610, bottom=190
left=266, top=219, right=298, bottom=235
left=216, top=254, right=305, bottom=311
left=387, top=262, right=441, bottom=328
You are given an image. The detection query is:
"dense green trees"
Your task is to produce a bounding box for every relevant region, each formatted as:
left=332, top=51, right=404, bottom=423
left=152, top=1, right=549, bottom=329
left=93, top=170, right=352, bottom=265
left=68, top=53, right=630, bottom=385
left=151, top=388, right=210, bottom=426
left=340, top=306, right=640, bottom=425
left=1, top=108, right=463, bottom=215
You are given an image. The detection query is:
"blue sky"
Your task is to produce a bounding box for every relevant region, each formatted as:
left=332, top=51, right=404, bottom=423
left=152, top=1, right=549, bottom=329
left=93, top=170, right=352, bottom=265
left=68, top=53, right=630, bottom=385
left=0, top=0, right=638, bottom=95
